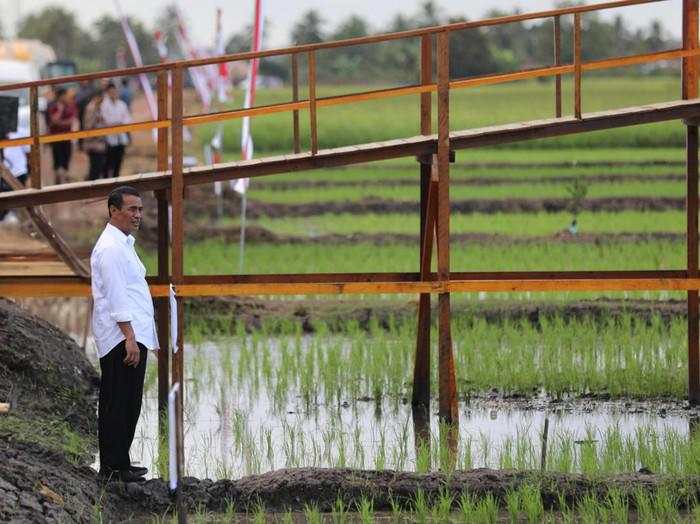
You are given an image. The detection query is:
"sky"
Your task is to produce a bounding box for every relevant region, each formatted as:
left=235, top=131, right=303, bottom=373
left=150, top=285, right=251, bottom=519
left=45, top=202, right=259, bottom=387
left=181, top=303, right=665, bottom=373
left=3, top=0, right=685, bottom=49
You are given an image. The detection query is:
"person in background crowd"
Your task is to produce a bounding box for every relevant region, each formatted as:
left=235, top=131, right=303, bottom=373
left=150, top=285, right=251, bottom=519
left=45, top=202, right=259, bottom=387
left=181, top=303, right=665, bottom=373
left=83, top=90, right=108, bottom=181
left=46, top=87, right=77, bottom=184
left=75, top=80, right=97, bottom=133
left=119, top=78, right=133, bottom=110
left=101, top=82, right=132, bottom=178
left=0, top=122, right=30, bottom=222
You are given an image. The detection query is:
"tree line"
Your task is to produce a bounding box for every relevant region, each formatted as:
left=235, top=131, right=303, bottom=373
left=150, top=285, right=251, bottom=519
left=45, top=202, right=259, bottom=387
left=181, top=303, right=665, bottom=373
left=10, top=2, right=678, bottom=83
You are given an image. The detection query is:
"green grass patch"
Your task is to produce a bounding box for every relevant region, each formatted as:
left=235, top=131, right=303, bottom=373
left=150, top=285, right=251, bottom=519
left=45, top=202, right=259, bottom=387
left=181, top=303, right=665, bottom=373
left=0, top=415, right=95, bottom=466
left=249, top=180, right=686, bottom=204
left=245, top=211, right=685, bottom=237
left=200, top=77, right=687, bottom=152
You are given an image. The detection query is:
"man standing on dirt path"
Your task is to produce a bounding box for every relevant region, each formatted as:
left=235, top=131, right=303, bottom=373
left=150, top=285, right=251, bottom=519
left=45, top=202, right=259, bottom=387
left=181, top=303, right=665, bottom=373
left=91, top=185, right=158, bottom=483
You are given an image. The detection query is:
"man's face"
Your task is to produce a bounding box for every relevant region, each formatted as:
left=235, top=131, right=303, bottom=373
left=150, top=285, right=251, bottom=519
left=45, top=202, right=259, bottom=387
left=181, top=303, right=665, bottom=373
left=110, top=194, right=143, bottom=235
left=107, top=87, right=118, bottom=101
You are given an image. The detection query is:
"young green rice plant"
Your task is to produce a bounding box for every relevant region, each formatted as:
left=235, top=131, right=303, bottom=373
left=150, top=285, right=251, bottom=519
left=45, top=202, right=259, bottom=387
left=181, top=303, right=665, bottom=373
left=458, top=493, right=477, bottom=522
left=604, top=488, right=629, bottom=524
left=634, top=488, right=654, bottom=524
left=474, top=494, right=498, bottom=524
left=356, top=497, right=374, bottom=524
left=303, top=502, right=322, bottom=524
left=505, top=488, right=521, bottom=523
left=557, top=492, right=575, bottom=524
left=415, top=439, right=431, bottom=473
left=281, top=510, right=294, bottom=524
left=388, top=493, right=403, bottom=523
left=431, top=489, right=454, bottom=523
left=577, top=492, right=602, bottom=524
left=412, top=490, right=429, bottom=523
left=332, top=496, right=348, bottom=524
left=651, top=485, right=681, bottom=523
left=519, top=483, right=544, bottom=524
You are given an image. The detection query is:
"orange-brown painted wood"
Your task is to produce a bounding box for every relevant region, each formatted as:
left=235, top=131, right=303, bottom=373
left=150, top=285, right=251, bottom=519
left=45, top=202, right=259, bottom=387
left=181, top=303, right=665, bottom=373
left=291, top=53, right=301, bottom=154
left=308, top=51, right=318, bottom=155
left=29, top=86, right=41, bottom=189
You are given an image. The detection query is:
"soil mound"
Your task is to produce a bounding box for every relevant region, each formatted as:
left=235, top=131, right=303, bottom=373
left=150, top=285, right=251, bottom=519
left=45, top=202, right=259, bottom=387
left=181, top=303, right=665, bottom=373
left=0, top=298, right=103, bottom=522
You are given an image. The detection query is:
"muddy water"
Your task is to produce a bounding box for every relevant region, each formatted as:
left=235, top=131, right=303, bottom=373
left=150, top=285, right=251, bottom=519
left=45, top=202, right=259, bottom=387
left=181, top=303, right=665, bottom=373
left=108, top=340, right=698, bottom=480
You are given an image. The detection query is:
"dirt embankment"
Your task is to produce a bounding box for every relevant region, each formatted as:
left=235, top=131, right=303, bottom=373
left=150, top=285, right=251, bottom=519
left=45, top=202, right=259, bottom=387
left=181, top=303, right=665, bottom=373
left=185, top=297, right=688, bottom=334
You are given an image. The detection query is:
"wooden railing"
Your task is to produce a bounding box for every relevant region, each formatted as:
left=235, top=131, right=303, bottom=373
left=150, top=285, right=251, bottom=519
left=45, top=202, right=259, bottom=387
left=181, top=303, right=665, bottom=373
left=0, top=0, right=690, bottom=180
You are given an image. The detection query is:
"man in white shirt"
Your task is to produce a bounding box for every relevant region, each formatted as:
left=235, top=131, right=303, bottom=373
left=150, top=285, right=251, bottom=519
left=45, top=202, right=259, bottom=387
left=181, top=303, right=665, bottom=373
left=91, top=185, right=159, bottom=482
left=0, top=124, right=30, bottom=222
left=101, top=82, right=131, bottom=178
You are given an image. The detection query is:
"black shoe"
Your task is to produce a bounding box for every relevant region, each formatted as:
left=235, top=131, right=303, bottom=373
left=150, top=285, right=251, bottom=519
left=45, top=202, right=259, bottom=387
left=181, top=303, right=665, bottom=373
left=129, top=465, right=148, bottom=476
left=99, top=469, right=146, bottom=483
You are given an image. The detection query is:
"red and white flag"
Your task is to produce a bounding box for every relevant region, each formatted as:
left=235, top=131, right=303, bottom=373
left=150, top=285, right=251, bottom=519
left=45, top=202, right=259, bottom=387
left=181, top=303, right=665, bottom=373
left=114, top=0, right=158, bottom=121
left=174, top=10, right=212, bottom=111
left=234, top=0, right=264, bottom=195
left=214, top=8, right=230, bottom=103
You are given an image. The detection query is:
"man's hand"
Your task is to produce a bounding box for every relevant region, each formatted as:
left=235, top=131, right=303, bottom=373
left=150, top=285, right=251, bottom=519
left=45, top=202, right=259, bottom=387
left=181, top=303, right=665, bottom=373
left=124, top=337, right=140, bottom=367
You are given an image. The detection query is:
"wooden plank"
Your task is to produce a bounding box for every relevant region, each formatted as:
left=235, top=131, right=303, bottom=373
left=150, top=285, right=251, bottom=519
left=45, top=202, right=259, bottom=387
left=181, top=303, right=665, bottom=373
left=684, top=0, right=700, bottom=99
left=291, top=53, right=301, bottom=154
left=554, top=16, right=562, bottom=118
left=29, top=86, right=41, bottom=189
left=436, top=31, right=450, bottom=281
left=155, top=69, right=170, bottom=430
left=308, top=51, right=318, bottom=155
left=574, top=13, right=582, bottom=120
left=414, top=34, right=434, bottom=410
left=0, top=166, right=89, bottom=278
left=182, top=101, right=308, bottom=127
left=435, top=31, right=456, bottom=425
left=5, top=98, right=700, bottom=211
left=685, top=0, right=699, bottom=406
left=5, top=274, right=700, bottom=297
left=170, top=66, right=186, bottom=479
left=0, top=120, right=171, bottom=149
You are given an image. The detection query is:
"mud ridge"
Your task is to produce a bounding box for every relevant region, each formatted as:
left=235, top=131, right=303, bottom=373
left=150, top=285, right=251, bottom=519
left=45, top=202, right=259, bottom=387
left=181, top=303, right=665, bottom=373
left=110, top=468, right=700, bottom=515
left=185, top=297, right=688, bottom=334
left=239, top=197, right=685, bottom=219
left=255, top=173, right=685, bottom=190
left=160, top=226, right=684, bottom=246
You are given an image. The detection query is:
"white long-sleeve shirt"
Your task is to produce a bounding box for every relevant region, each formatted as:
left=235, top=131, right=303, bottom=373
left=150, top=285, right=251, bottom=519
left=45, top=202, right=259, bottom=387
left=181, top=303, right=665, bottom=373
left=90, top=223, right=158, bottom=358
left=100, top=96, right=131, bottom=147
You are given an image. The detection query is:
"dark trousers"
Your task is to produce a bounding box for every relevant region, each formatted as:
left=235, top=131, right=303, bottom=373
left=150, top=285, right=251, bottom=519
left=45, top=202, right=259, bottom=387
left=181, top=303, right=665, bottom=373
left=51, top=141, right=72, bottom=171
left=0, top=173, right=27, bottom=220
left=106, top=145, right=125, bottom=178
left=87, top=152, right=107, bottom=180
left=98, top=340, right=147, bottom=472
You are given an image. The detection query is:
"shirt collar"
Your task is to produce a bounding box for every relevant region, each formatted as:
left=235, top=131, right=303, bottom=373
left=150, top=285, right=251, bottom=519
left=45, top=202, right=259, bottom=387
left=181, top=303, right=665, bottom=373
left=105, top=222, right=135, bottom=246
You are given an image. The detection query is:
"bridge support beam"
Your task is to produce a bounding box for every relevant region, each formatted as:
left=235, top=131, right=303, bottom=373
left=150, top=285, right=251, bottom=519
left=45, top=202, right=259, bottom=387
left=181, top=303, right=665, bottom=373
left=436, top=31, right=458, bottom=424
left=685, top=0, right=700, bottom=406
left=155, top=70, right=171, bottom=437
left=413, top=34, right=433, bottom=411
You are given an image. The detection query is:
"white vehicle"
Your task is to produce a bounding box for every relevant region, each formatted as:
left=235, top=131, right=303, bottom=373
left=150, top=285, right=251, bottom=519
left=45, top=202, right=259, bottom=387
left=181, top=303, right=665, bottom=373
left=0, top=59, right=42, bottom=133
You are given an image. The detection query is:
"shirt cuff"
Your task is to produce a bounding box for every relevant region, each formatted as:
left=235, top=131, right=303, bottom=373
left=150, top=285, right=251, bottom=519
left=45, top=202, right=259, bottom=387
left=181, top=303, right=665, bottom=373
left=110, top=311, right=133, bottom=322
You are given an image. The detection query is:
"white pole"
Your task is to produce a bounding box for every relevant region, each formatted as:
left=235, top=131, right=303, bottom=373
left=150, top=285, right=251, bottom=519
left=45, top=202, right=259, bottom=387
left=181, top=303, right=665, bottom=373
left=239, top=193, right=247, bottom=273
left=168, top=382, right=180, bottom=491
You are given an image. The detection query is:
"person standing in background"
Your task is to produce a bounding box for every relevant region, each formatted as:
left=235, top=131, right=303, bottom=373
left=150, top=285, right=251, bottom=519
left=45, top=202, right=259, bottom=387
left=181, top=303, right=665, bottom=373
left=83, top=90, right=108, bottom=181
left=101, top=82, right=132, bottom=178
left=46, top=88, right=77, bottom=184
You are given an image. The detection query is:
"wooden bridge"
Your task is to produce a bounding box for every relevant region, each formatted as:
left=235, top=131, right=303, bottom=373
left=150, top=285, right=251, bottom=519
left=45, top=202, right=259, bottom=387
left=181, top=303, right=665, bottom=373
left=1, top=0, right=700, bottom=475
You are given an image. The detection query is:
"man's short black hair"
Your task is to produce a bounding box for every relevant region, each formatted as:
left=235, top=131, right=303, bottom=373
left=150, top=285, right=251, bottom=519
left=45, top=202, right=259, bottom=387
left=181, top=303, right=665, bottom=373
left=106, top=81, right=117, bottom=90
left=107, top=186, right=141, bottom=216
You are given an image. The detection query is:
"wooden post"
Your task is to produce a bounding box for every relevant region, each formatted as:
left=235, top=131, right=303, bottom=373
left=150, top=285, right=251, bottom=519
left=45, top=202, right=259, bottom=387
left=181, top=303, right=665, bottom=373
left=29, top=86, right=41, bottom=189
left=155, top=70, right=171, bottom=433
left=684, top=0, right=700, bottom=405
left=574, top=13, right=582, bottom=120
left=436, top=31, right=457, bottom=424
left=291, top=53, right=301, bottom=154
left=553, top=16, right=562, bottom=118
left=170, top=65, right=186, bottom=477
left=413, top=34, right=433, bottom=410
left=308, top=51, right=318, bottom=155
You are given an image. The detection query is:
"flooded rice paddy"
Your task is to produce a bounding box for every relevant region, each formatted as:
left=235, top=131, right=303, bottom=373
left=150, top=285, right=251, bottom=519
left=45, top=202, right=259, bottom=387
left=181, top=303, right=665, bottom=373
left=125, top=337, right=699, bottom=480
